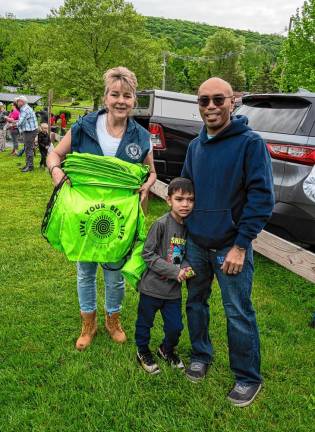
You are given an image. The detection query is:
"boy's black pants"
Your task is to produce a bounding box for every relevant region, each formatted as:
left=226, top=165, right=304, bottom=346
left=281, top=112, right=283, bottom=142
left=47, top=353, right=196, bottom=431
left=135, top=293, right=183, bottom=354
left=39, top=148, right=48, bottom=167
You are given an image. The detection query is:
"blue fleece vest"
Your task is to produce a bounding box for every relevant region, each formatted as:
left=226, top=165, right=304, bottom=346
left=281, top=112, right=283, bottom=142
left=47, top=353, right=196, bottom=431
left=71, top=109, right=151, bottom=163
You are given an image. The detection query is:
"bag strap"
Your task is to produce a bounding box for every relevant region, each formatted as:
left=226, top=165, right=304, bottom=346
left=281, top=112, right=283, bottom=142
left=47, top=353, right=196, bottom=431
left=41, top=175, right=69, bottom=239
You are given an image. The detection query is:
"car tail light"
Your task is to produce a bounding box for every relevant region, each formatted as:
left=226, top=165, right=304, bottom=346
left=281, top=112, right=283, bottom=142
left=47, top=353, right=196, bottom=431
left=149, top=123, right=166, bottom=150
left=267, top=143, right=315, bottom=166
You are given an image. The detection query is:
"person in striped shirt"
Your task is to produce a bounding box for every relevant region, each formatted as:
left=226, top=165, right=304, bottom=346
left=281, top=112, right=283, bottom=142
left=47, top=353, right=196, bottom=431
left=7, top=95, right=38, bottom=172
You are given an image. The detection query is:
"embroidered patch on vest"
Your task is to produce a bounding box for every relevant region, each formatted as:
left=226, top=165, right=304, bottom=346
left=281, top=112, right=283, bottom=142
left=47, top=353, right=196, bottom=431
left=125, top=143, right=142, bottom=160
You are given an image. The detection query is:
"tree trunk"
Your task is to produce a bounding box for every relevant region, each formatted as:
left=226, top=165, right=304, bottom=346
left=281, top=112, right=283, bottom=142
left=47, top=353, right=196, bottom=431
left=93, top=96, right=100, bottom=111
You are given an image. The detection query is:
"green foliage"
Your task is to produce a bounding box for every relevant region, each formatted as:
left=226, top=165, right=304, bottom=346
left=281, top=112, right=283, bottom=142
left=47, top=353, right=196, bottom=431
left=145, top=17, right=283, bottom=93
left=200, top=29, right=246, bottom=90
left=26, top=0, right=163, bottom=108
left=277, top=0, right=315, bottom=92
left=0, top=13, right=285, bottom=96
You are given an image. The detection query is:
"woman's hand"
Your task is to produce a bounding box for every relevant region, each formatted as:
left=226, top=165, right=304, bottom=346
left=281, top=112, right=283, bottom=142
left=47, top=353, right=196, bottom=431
left=139, top=182, right=151, bottom=204
left=51, top=166, right=66, bottom=187
left=47, top=130, right=72, bottom=186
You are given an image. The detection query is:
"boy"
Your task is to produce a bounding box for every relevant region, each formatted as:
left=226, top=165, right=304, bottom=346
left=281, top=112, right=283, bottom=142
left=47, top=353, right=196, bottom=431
left=135, top=177, right=195, bottom=374
left=38, top=123, right=51, bottom=168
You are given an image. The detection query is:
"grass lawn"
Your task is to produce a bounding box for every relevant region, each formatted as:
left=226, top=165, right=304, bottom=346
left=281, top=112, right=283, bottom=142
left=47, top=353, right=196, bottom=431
left=0, top=149, right=314, bottom=432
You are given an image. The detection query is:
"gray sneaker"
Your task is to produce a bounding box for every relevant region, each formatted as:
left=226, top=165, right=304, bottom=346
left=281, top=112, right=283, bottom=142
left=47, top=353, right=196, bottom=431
left=185, top=361, right=208, bottom=383
left=228, top=382, right=262, bottom=407
left=137, top=350, right=160, bottom=375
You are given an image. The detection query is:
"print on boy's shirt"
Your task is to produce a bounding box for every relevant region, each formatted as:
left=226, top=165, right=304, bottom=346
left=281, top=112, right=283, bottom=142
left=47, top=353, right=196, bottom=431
left=167, top=235, right=186, bottom=267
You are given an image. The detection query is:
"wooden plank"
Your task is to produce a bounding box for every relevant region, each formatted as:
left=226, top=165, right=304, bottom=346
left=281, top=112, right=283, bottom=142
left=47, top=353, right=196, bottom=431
left=253, top=231, right=315, bottom=283
left=150, top=179, right=168, bottom=200
left=150, top=179, right=315, bottom=283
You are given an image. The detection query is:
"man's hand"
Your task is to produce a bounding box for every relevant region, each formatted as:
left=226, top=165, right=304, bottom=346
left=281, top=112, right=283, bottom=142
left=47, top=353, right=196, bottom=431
left=221, top=246, right=246, bottom=275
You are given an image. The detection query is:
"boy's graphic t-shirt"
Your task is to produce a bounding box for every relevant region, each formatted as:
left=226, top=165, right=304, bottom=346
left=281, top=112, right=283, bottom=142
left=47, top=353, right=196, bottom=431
left=138, top=212, right=188, bottom=300
left=167, top=236, right=186, bottom=267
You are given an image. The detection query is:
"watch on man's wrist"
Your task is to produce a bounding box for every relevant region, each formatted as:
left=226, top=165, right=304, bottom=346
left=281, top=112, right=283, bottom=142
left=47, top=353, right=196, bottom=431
left=234, top=245, right=246, bottom=252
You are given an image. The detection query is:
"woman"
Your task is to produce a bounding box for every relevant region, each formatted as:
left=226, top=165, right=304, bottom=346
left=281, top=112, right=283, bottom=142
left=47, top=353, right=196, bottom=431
left=47, top=66, right=156, bottom=350
left=7, top=100, right=20, bottom=155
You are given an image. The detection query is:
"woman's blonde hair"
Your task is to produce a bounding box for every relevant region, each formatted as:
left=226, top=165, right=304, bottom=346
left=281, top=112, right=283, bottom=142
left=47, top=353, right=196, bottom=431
left=103, top=66, right=138, bottom=96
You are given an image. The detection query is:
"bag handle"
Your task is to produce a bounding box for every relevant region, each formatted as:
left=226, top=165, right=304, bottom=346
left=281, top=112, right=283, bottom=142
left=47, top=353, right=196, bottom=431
left=41, top=175, right=69, bottom=239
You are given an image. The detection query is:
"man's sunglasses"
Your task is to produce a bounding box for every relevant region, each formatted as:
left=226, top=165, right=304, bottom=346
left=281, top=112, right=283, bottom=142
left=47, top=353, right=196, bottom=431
left=197, top=95, right=234, bottom=107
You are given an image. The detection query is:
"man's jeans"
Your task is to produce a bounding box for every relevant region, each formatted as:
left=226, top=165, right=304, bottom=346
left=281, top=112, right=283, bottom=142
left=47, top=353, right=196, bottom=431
left=186, top=236, right=262, bottom=384
left=23, top=130, right=37, bottom=169
left=10, top=129, right=19, bottom=150
left=77, top=261, right=125, bottom=314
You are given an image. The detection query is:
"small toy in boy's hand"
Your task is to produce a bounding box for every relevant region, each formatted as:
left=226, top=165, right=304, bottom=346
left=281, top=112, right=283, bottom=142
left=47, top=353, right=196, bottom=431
left=183, top=267, right=195, bottom=279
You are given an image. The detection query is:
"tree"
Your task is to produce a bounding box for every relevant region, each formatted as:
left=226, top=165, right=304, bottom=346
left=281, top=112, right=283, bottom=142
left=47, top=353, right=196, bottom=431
left=201, top=30, right=246, bottom=91
left=28, top=0, right=163, bottom=108
left=242, top=43, right=275, bottom=92
left=277, top=0, right=315, bottom=92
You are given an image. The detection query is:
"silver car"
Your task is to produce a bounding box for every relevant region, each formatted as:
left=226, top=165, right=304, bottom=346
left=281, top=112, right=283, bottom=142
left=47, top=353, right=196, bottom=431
left=236, top=91, right=315, bottom=248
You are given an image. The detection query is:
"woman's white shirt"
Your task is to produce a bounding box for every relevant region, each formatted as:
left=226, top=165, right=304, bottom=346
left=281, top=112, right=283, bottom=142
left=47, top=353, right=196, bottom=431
left=96, top=113, right=121, bottom=157
left=96, top=113, right=153, bottom=157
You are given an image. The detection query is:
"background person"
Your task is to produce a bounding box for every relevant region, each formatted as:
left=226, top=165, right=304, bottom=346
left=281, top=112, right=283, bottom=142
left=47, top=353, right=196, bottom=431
left=303, top=165, right=315, bottom=328
left=47, top=66, right=156, bottom=351
left=6, top=95, right=38, bottom=172
left=59, top=112, right=67, bottom=136
left=182, top=77, right=274, bottom=407
left=0, top=102, right=8, bottom=152
left=6, top=100, right=20, bottom=155
left=37, top=123, right=51, bottom=168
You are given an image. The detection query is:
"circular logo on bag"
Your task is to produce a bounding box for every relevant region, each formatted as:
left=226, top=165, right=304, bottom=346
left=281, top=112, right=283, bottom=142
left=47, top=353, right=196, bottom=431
left=125, top=143, right=142, bottom=160
left=91, top=214, right=115, bottom=239
left=79, top=203, right=126, bottom=244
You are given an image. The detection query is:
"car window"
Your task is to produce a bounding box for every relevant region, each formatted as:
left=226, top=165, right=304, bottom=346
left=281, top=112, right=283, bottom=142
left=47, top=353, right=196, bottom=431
left=236, top=97, right=310, bottom=134
left=136, top=94, right=151, bottom=109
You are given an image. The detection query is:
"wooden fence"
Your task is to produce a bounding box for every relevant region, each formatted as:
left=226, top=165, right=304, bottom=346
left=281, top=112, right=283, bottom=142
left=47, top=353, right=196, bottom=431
left=150, top=179, right=315, bottom=283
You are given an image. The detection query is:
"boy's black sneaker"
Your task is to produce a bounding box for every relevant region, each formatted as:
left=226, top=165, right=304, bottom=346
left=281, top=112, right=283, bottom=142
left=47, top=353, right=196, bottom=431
left=157, top=345, right=185, bottom=369
left=228, top=382, right=262, bottom=407
left=137, top=350, right=160, bottom=375
left=185, top=361, right=208, bottom=383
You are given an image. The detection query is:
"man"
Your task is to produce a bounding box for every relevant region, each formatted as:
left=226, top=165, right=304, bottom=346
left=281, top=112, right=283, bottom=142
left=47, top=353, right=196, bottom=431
left=7, top=95, right=38, bottom=172
left=0, top=102, right=8, bottom=152
left=181, top=77, right=274, bottom=407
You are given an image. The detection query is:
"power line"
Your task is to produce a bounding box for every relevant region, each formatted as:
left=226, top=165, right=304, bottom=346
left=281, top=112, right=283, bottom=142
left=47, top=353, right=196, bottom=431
left=165, top=50, right=242, bottom=63
left=161, top=50, right=243, bottom=89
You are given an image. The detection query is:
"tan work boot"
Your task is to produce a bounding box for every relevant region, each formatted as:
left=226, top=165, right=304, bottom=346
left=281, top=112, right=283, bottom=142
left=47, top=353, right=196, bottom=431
left=75, top=311, right=97, bottom=351
left=105, top=311, right=127, bottom=343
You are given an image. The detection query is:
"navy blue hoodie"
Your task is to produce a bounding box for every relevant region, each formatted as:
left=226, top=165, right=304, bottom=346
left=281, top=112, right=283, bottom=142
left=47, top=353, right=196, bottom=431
left=181, top=115, right=274, bottom=249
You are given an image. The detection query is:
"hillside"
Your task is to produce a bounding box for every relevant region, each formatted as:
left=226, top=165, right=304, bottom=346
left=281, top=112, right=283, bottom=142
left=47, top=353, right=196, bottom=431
left=145, top=16, right=283, bottom=58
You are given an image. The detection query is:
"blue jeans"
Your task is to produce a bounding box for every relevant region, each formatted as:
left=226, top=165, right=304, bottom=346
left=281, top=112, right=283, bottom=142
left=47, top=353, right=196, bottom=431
left=135, top=293, right=183, bottom=354
left=186, top=236, right=261, bottom=384
left=77, top=261, right=125, bottom=314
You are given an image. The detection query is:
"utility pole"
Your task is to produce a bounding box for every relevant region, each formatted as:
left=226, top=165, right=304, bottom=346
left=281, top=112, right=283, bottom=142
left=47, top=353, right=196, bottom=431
left=47, top=89, right=53, bottom=136
left=162, top=52, right=167, bottom=90
left=280, top=16, right=294, bottom=91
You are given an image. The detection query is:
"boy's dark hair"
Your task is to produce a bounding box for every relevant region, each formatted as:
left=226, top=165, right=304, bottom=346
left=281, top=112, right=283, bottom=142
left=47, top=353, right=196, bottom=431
left=168, top=177, right=194, bottom=196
